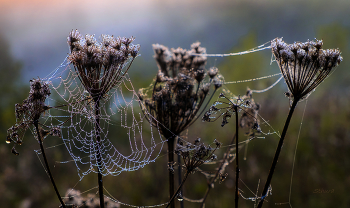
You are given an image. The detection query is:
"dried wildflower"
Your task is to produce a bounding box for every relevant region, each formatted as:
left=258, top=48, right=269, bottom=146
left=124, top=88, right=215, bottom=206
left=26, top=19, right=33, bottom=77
left=6, top=79, right=59, bottom=153
left=139, top=42, right=222, bottom=139
left=203, top=89, right=259, bottom=129
left=166, top=139, right=220, bottom=208
left=271, top=38, right=342, bottom=101
left=67, top=30, right=140, bottom=101
left=258, top=38, right=342, bottom=208
left=208, top=67, right=218, bottom=78
left=176, top=139, right=219, bottom=174
left=140, top=42, right=222, bottom=208
left=239, top=88, right=261, bottom=136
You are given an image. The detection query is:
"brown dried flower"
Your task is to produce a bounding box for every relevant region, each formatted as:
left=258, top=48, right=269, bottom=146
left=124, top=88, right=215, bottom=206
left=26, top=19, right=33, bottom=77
left=67, top=30, right=140, bottom=101
left=6, top=79, right=60, bottom=154
left=203, top=89, right=261, bottom=131
left=271, top=38, right=342, bottom=101
left=175, top=139, right=220, bottom=173
left=138, top=42, right=223, bottom=138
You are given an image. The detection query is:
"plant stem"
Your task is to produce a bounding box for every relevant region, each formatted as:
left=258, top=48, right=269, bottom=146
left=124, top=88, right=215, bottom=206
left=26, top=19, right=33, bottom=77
left=257, top=99, right=299, bottom=208
left=166, top=171, right=190, bottom=208
left=95, top=99, right=105, bottom=208
left=234, top=105, right=239, bottom=208
left=168, top=136, right=175, bottom=208
left=34, top=120, right=66, bottom=208
left=177, top=147, right=184, bottom=208
left=199, top=134, right=236, bottom=208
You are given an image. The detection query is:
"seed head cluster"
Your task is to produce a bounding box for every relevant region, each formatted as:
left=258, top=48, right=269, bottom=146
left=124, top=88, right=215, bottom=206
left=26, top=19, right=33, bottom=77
left=67, top=30, right=140, bottom=101
left=138, top=42, right=223, bottom=138
left=271, top=38, right=342, bottom=101
left=203, top=89, right=261, bottom=131
left=6, top=79, right=59, bottom=154
left=239, top=89, right=261, bottom=136
left=175, top=138, right=220, bottom=174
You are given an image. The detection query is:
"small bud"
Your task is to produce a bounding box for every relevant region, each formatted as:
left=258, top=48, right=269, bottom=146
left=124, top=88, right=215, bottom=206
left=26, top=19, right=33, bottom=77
left=208, top=67, right=218, bottom=79
left=213, top=77, right=223, bottom=89
left=130, top=45, right=140, bottom=58
left=121, top=36, right=135, bottom=47
left=202, top=111, right=211, bottom=122
left=194, top=138, right=201, bottom=145
left=195, top=68, right=205, bottom=82
left=12, top=146, right=19, bottom=156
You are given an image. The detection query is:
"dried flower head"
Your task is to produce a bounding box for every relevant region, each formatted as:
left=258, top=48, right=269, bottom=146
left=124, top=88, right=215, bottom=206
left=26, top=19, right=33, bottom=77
left=67, top=30, right=140, bottom=101
left=203, top=89, right=260, bottom=130
left=7, top=79, right=60, bottom=154
left=239, top=88, right=261, bottom=136
left=271, top=38, right=342, bottom=101
left=175, top=138, right=220, bottom=173
left=138, top=42, right=223, bottom=138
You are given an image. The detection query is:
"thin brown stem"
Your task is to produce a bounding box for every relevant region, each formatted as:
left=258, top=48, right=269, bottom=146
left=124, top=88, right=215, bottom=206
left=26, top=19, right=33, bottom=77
left=177, top=146, right=185, bottom=208
left=166, top=171, right=190, bottom=208
left=95, top=98, right=105, bottom=208
left=234, top=105, right=239, bottom=208
left=168, top=136, right=175, bottom=208
left=257, top=98, right=299, bottom=208
left=34, top=120, right=66, bottom=208
left=199, top=134, right=236, bottom=208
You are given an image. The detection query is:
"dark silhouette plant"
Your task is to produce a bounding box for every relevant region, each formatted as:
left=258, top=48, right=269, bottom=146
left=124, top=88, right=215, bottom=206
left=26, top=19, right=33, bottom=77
left=138, top=42, right=222, bottom=208
left=203, top=89, right=261, bottom=208
left=7, top=79, right=66, bottom=208
left=257, top=38, right=343, bottom=208
left=67, top=30, right=140, bottom=208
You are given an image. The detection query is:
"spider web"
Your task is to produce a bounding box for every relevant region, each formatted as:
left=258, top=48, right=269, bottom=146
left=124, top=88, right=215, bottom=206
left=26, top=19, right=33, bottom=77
left=37, top=39, right=297, bottom=207
left=39, top=57, right=165, bottom=179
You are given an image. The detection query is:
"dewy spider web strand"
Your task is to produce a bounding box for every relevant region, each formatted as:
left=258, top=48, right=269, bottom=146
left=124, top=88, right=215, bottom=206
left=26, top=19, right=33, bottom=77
left=275, top=99, right=308, bottom=207
left=39, top=58, right=166, bottom=179
left=34, top=38, right=288, bottom=207
left=193, top=40, right=272, bottom=57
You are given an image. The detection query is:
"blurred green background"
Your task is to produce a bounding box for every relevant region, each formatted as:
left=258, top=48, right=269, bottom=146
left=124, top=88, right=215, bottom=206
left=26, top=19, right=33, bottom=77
left=1, top=0, right=350, bottom=207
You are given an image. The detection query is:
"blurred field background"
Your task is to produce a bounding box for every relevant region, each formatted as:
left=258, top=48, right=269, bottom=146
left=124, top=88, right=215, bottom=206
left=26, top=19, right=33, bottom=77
left=1, top=0, right=350, bottom=207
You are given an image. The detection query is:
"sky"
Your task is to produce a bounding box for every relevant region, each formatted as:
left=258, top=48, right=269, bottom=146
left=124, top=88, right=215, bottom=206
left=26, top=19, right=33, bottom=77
left=0, top=0, right=349, bottom=81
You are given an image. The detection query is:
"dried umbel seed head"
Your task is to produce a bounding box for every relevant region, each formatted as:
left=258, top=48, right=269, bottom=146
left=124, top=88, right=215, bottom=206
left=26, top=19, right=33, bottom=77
left=67, top=30, right=140, bottom=100
left=6, top=79, right=62, bottom=153
left=176, top=139, right=219, bottom=173
left=240, top=89, right=261, bottom=136
left=271, top=38, right=343, bottom=101
left=203, top=90, right=261, bottom=132
left=139, top=42, right=223, bottom=138
left=67, top=29, right=83, bottom=52
left=208, top=67, right=218, bottom=78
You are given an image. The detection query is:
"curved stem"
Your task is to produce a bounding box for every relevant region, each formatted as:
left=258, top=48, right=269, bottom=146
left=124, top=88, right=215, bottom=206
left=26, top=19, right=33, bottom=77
left=257, top=99, right=299, bottom=208
left=95, top=99, right=105, bottom=208
left=34, top=120, right=66, bottom=208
